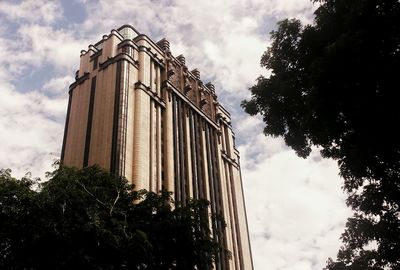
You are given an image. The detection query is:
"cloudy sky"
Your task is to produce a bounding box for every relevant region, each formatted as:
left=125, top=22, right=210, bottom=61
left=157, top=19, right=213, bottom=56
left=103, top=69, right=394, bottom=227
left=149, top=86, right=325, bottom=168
left=0, top=0, right=352, bottom=269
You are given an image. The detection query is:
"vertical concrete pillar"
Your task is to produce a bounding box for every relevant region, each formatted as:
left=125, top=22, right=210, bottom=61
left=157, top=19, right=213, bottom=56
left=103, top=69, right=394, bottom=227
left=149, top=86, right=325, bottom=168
left=201, top=125, right=210, bottom=202
left=217, top=145, right=236, bottom=270
left=226, top=163, right=241, bottom=269
left=132, top=86, right=150, bottom=190
left=79, top=51, right=91, bottom=77
left=156, top=65, right=161, bottom=96
left=132, top=47, right=152, bottom=190
left=124, top=65, right=136, bottom=183
left=185, top=111, right=193, bottom=198
left=164, top=88, right=175, bottom=192
left=226, top=127, right=235, bottom=158
left=232, top=163, right=253, bottom=269
left=156, top=106, right=162, bottom=192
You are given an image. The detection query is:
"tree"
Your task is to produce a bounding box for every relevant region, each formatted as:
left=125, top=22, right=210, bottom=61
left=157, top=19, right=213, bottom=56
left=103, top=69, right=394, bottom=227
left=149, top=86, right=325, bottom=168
left=241, top=0, right=400, bottom=269
left=0, top=165, right=223, bottom=270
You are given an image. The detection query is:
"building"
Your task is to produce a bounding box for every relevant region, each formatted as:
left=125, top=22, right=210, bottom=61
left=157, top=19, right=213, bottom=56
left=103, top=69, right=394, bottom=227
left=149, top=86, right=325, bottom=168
left=61, top=25, right=253, bottom=270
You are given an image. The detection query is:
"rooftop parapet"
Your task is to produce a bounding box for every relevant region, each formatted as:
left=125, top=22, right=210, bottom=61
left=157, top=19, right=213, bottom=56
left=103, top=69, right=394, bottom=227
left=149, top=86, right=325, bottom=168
left=205, top=82, right=215, bottom=93
left=156, top=38, right=170, bottom=52
left=191, top=69, right=200, bottom=80
left=176, top=54, right=186, bottom=66
left=118, top=25, right=140, bottom=40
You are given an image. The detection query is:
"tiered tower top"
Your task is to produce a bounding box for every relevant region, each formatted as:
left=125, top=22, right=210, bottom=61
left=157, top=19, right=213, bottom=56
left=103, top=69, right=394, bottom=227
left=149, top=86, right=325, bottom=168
left=75, top=24, right=231, bottom=126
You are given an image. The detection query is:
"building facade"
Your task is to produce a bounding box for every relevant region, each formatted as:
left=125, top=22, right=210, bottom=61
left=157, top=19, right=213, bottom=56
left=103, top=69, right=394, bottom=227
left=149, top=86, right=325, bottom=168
left=61, top=25, right=253, bottom=270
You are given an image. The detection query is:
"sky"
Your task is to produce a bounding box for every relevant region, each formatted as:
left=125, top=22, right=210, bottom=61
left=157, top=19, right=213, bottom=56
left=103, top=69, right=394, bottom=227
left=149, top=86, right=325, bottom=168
left=0, top=0, right=352, bottom=269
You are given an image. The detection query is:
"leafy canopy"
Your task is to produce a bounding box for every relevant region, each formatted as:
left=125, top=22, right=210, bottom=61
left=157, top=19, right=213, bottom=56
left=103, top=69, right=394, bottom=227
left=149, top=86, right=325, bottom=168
left=0, top=165, right=223, bottom=270
left=242, top=0, right=400, bottom=269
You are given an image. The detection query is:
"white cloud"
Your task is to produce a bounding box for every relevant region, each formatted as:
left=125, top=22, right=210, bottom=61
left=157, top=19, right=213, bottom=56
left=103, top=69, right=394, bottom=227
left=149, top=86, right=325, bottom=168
left=241, top=143, right=351, bottom=270
left=42, top=75, right=74, bottom=96
left=0, top=0, right=63, bottom=24
left=17, top=24, right=84, bottom=71
left=0, top=33, right=64, bottom=175
left=236, top=113, right=351, bottom=269
left=0, top=3, right=76, bottom=179
left=0, top=25, right=84, bottom=80
left=0, top=84, right=65, bottom=179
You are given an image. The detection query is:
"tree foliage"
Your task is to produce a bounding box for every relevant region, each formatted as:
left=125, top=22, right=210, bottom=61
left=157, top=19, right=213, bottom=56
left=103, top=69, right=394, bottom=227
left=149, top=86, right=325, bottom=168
left=0, top=165, right=222, bottom=270
left=241, top=0, right=400, bottom=269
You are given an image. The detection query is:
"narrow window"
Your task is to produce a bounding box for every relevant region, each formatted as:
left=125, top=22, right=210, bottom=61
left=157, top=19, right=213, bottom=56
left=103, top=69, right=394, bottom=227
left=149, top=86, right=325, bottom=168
left=93, top=56, right=98, bottom=70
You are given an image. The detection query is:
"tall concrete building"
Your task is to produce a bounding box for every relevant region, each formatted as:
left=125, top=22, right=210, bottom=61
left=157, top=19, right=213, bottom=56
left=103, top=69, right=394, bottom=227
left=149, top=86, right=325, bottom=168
left=61, top=25, right=253, bottom=270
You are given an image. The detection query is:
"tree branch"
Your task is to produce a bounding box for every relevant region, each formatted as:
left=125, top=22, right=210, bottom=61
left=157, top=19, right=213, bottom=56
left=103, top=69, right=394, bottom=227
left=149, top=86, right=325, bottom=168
left=75, top=180, right=107, bottom=207
left=109, top=188, right=120, bottom=216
